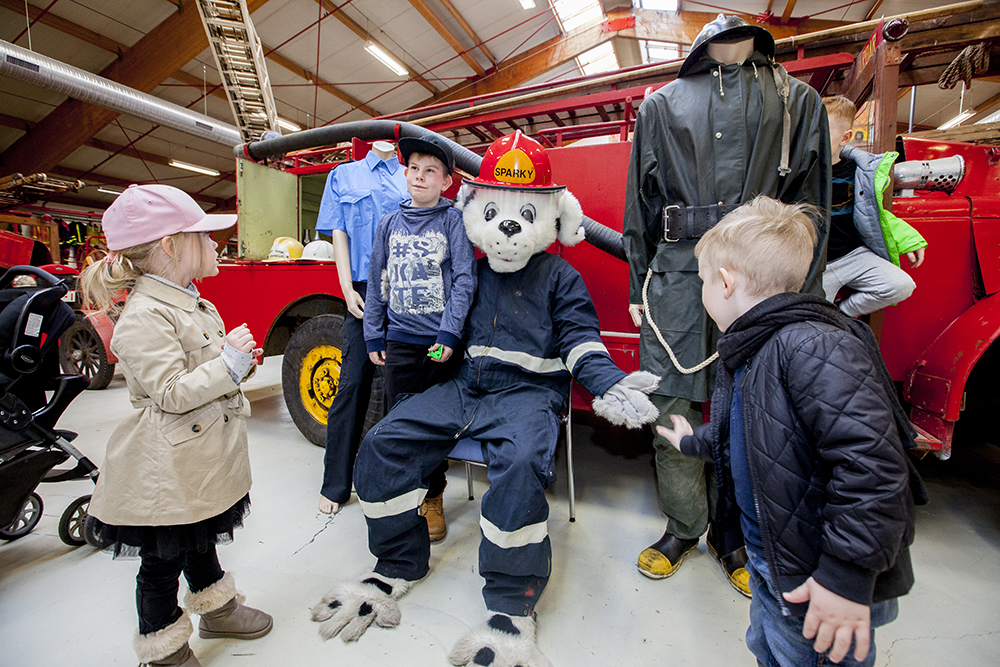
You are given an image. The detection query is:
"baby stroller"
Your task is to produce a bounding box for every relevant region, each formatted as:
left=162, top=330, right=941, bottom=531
left=0, top=265, right=100, bottom=545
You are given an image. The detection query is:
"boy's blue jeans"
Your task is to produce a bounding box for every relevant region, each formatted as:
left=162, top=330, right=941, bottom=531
left=746, top=553, right=898, bottom=667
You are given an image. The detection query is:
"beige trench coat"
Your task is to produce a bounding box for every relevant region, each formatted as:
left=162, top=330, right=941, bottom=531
left=88, top=276, right=252, bottom=526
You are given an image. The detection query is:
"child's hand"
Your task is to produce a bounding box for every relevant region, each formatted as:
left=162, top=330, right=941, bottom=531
left=226, top=324, right=256, bottom=353
left=655, top=414, right=693, bottom=451
left=905, top=247, right=926, bottom=268
left=369, top=350, right=385, bottom=366
left=783, top=577, right=871, bottom=664
left=428, top=344, right=453, bottom=362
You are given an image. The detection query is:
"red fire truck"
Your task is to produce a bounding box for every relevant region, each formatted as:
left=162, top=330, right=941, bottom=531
left=65, top=16, right=1000, bottom=460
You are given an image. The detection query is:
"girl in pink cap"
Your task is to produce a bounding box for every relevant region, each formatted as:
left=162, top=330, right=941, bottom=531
left=81, top=184, right=271, bottom=667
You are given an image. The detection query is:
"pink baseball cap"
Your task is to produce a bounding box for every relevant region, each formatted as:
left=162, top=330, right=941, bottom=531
left=102, top=184, right=237, bottom=251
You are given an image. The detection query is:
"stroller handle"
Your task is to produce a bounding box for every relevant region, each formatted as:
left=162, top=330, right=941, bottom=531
left=0, top=265, right=65, bottom=290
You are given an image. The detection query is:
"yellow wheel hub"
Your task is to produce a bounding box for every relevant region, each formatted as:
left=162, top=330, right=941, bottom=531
left=299, top=344, right=342, bottom=425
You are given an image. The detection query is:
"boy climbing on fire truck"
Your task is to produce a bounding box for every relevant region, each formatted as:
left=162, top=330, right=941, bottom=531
left=822, top=96, right=928, bottom=317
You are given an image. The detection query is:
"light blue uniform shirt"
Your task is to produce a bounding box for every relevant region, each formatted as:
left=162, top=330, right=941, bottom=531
left=315, top=151, right=408, bottom=283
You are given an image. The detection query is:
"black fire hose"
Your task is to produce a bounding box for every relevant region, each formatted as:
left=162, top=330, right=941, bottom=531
left=236, top=121, right=626, bottom=261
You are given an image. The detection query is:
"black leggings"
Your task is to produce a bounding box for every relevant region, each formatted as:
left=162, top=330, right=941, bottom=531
left=136, top=546, right=224, bottom=635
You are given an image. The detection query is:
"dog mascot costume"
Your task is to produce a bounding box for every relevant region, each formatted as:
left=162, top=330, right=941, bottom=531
left=311, top=132, right=659, bottom=666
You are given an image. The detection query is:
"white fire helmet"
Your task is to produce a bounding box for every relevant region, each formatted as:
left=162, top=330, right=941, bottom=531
left=302, top=239, right=335, bottom=260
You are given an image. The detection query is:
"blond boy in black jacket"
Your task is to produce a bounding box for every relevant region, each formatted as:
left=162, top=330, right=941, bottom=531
left=658, top=196, right=925, bottom=667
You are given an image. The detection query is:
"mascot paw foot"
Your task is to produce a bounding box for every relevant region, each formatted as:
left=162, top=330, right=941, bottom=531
left=310, top=573, right=412, bottom=642
left=448, top=613, right=552, bottom=667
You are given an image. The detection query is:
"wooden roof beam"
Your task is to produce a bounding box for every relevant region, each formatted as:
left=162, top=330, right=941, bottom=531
left=0, top=0, right=127, bottom=54
left=49, top=167, right=225, bottom=207
left=866, top=0, right=886, bottom=22
left=619, top=9, right=850, bottom=45
left=407, top=0, right=485, bottom=76
left=83, top=137, right=236, bottom=183
left=315, top=0, right=440, bottom=96
left=438, top=0, right=496, bottom=65
left=1, top=0, right=275, bottom=177
left=264, top=48, right=380, bottom=117
left=0, top=0, right=374, bottom=117
left=429, top=19, right=613, bottom=104
left=781, top=0, right=799, bottom=25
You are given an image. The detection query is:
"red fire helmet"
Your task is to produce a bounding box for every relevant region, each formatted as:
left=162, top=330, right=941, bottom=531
left=468, top=131, right=565, bottom=192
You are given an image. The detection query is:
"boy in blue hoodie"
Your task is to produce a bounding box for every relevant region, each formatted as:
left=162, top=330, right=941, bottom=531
left=658, top=196, right=924, bottom=666
left=363, top=134, right=477, bottom=542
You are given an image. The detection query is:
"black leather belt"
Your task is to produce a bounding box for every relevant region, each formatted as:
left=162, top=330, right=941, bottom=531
left=663, top=203, right=741, bottom=241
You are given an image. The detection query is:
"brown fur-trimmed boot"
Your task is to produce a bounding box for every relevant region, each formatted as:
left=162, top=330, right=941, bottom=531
left=184, top=572, right=273, bottom=640
left=134, top=613, right=201, bottom=667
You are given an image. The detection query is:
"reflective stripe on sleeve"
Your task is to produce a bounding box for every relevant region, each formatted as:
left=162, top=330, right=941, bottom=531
left=467, top=345, right=566, bottom=374
left=480, top=515, right=548, bottom=549
left=565, top=341, right=610, bottom=373
left=359, top=488, right=428, bottom=519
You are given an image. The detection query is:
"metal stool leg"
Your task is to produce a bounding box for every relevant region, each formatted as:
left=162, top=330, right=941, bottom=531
left=465, top=461, right=474, bottom=500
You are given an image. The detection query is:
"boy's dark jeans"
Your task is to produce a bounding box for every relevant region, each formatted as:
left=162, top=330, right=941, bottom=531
left=384, top=339, right=462, bottom=498
left=137, top=546, right=224, bottom=634
left=322, top=281, right=377, bottom=504
left=746, top=553, right=898, bottom=667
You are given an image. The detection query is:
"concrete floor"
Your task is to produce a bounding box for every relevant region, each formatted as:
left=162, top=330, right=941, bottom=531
left=1, top=358, right=999, bottom=666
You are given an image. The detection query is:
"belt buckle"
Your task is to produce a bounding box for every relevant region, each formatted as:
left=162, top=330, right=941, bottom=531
left=663, top=205, right=680, bottom=243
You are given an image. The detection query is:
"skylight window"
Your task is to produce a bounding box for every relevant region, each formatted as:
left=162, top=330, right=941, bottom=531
left=636, top=0, right=679, bottom=10
left=552, top=0, right=604, bottom=33
left=578, top=42, right=619, bottom=75
left=642, top=40, right=680, bottom=63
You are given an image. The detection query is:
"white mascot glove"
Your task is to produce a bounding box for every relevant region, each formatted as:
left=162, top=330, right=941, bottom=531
left=310, top=572, right=413, bottom=642
left=591, top=370, right=660, bottom=428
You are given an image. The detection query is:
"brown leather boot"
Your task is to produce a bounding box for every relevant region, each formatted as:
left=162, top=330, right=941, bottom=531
left=198, top=596, right=273, bottom=640
left=420, top=493, right=447, bottom=542
left=184, top=572, right=273, bottom=640
left=145, top=643, right=201, bottom=667
left=135, top=613, right=201, bottom=666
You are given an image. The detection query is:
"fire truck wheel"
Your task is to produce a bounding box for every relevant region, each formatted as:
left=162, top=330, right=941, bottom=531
left=282, top=314, right=346, bottom=446
left=59, top=315, right=115, bottom=390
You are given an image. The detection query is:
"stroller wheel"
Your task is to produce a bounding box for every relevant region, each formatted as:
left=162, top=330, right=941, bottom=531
left=58, top=494, right=92, bottom=546
left=0, top=492, right=43, bottom=540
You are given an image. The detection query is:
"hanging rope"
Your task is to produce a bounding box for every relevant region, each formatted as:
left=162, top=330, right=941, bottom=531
left=938, top=43, right=991, bottom=90
left=641, top=270, right=719, bottom=375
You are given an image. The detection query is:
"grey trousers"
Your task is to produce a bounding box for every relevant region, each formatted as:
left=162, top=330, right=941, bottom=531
left=822, top=246, right=916, bottom=318
left=649, top=394, right=714, bottom=541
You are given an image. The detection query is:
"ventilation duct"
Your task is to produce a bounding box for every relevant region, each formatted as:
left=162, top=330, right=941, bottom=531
left=0, top=39, right=241, bottom=147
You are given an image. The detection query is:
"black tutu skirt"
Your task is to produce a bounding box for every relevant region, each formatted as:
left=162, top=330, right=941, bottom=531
left=91, top=494, right=251, bottom=561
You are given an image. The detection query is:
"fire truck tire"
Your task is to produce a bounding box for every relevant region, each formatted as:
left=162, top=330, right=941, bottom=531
left=282, top=314, right=346, bottom=446
left=60, top=315, right=115, bottom=390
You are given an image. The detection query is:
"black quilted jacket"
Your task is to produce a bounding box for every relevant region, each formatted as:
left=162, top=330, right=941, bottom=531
left=680, top=293, right=922, bottom=615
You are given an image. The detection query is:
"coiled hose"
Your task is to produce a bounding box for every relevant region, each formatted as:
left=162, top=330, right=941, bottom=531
left=236, top=121, right=626, bottom=261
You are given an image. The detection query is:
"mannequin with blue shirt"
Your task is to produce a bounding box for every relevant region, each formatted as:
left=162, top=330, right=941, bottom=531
left=317, top=140, right=407, bottom=514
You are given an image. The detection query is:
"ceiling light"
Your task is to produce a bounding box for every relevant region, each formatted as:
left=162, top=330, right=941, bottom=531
left=937, top=109, right=976, bottom=130
left=169, top=159, right=221, bottom=177
left=97, top=187, right=123, bottom=196
left=519, top=0, right=535, bottom=8
left=276, top=117, right=301, bottom=133
left=365, top=41, right=408, bottom=76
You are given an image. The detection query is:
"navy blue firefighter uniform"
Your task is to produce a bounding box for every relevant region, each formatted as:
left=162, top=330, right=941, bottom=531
left=354, top=252, right=627, bottom=616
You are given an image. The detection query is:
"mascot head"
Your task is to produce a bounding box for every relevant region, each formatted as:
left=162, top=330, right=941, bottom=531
left=456, top=131, right=584, bottom=273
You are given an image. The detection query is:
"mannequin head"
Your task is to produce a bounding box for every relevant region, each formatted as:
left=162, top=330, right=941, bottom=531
left=371, top=140, right=395, bottom=161
left=705, top=35, right=755, bottom=66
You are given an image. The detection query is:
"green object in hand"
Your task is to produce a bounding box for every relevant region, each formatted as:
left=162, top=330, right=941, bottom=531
left=428, top=347, right=443, bottom=360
